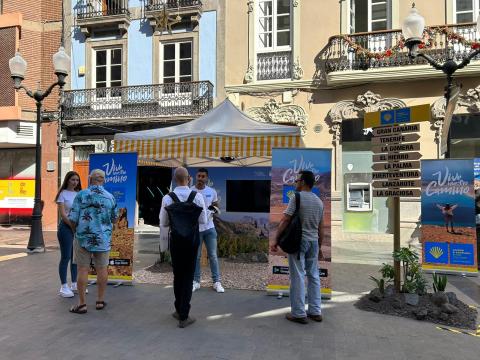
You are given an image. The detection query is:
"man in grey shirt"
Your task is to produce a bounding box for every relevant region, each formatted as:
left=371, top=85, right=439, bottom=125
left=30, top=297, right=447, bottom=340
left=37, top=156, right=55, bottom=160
left=271, top=170, right=324, bottom=324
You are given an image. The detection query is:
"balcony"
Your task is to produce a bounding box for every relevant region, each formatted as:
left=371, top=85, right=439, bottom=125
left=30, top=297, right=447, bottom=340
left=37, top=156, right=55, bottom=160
left=144, top=0, right=202, bottom=31
left=257, top=51, right=292, bottom=81
left=74, top=0, right=130, bottom=36
left=320, top=23, right=480, bottom=86
left=61, top=81, right=214, bottom=127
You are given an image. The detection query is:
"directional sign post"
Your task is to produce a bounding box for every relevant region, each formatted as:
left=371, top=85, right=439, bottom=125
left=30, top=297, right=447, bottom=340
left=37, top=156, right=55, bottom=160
left=365, top=104, right=429, bottom=292
left=371, top=133, right=420, bottom=145
left=372, top=152, right=422, bottom=162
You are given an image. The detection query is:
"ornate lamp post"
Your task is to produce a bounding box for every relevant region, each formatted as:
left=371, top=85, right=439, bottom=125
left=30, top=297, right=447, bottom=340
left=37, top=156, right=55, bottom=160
left=402, top=3, right=480, bottom=104
left=9, top=47, right=70, bottom=253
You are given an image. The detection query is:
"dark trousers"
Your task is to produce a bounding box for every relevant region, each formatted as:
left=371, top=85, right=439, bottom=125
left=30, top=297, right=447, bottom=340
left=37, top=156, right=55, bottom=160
left=170, top=233, right=199, bottom=321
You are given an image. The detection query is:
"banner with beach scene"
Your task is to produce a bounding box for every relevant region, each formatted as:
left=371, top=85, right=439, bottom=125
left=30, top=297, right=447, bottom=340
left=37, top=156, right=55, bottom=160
left=89, top=152, right=138, bottom=283
left=421, top=159, right=478, bottom=275
left=268, top=148, right=332, bottom=298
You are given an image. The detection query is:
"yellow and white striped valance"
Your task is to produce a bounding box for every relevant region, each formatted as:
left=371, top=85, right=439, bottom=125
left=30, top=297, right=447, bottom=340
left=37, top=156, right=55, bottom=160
left=115, top=135, right=301, bottom=160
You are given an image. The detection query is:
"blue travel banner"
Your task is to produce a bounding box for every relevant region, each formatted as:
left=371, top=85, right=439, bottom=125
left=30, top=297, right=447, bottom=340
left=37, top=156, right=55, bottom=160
left=421, top=159, right=478, bottom=274
left=268, top=148, right=332, bottom=298
left=89, top=152, right=138, bottom=282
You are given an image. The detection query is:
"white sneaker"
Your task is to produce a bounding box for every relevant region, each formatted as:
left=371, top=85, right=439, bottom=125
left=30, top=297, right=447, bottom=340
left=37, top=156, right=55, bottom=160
left=213, top=282, right=225, bottom=293
left=70, top=283, right=88, bottom=294
left=192, top=281, right=201, bottom=292
left=59, top=284, right=74, bottom=298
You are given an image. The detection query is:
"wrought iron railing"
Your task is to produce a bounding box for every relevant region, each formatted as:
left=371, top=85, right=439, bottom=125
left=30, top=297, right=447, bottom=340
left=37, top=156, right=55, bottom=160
left=145, top=0, right=202, bottom=11
left=257, top=51, right=292, bottom=81
left=322, top=23, right=480, bottom=73
left=75, top=0, right=130, bottom=19
left=62, top=81, right=214, bottom=123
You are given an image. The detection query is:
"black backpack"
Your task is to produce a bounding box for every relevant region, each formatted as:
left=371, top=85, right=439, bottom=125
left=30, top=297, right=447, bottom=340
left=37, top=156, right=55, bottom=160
left=165, top=191, right=203, bottom=243
left=278, top=192, right=302, bottom=254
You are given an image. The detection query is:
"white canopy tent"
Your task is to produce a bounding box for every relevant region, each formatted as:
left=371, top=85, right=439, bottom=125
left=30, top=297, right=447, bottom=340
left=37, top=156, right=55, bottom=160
left=114, top=99, right=302, bottom=167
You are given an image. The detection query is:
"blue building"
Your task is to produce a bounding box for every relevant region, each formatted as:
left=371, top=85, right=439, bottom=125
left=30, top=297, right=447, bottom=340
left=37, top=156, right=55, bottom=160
left=60, top=0, right=222, bottom=225
left=62, top=1, right=220, bottom=173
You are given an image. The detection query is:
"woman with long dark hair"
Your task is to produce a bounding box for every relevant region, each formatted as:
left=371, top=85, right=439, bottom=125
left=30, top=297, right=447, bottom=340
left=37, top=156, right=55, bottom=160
left=55, top=171, right=82, bottom=297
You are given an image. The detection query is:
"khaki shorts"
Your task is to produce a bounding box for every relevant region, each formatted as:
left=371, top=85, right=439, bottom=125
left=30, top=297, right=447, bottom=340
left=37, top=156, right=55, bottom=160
left=73, top=239, right=110, bottom=268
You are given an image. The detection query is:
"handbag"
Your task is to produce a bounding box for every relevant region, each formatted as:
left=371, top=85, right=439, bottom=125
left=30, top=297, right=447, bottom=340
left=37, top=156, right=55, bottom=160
left=277, top=192, right=302, bottom=254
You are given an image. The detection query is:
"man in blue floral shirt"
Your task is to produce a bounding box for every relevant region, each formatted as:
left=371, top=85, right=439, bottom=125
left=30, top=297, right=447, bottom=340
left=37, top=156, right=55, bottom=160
left=68, top=169, right=117, bottom=314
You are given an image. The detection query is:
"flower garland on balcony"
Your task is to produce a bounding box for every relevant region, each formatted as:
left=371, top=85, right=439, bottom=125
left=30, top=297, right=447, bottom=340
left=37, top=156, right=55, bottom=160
left=342, top=26, right=480, bottom=60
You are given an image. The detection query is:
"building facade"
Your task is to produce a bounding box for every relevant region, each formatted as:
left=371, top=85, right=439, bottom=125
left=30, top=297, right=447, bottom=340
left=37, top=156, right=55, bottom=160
left=0, top=0, right=62, bottom=229
left=223, top=0, right=480, bottom=245
left=61, top=0, right=223, bottom=225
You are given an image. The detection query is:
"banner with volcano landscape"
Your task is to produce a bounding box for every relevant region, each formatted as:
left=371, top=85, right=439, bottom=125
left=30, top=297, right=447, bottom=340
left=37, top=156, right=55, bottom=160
left=421, top=159, right=478, bottom=275
left=267, top=148, right=332, bottom=298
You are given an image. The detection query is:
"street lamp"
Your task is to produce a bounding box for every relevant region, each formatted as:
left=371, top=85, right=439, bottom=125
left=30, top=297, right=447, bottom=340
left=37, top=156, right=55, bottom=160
left=9, top=46, right=70, bottom=253
left=402, top=3, right=480, bottom=103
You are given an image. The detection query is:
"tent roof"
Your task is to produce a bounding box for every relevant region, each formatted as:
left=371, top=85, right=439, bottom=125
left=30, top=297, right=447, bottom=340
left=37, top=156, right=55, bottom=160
left=114, top=99, right=300, bottom=141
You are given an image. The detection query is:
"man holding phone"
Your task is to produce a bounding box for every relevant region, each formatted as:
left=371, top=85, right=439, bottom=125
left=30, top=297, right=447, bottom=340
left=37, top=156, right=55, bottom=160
left=191, top=168, right=224, bottom=293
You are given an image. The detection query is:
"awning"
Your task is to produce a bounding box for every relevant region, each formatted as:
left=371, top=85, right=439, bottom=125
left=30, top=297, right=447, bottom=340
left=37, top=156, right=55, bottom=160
left=114, top=99, right=302, bottom=165
left=116, top=135, right=301, bottom=159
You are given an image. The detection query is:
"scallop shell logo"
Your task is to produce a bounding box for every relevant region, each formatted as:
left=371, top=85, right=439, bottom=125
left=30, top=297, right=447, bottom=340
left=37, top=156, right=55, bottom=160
left=429, top=246, right=444, bottom=259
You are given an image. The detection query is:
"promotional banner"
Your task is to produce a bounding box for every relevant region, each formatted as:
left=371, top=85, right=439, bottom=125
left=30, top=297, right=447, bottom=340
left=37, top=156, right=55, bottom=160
left=475, top=158, right=480, bottom=269
left=89, top=152, right=138, bottom=282
left=268, top=148, right=332, bottom=298
left=421, top=159, right=478, bottom=275
left=188, top=167, right=271, bottom=264
left=0, top=179, right=34, bottom=224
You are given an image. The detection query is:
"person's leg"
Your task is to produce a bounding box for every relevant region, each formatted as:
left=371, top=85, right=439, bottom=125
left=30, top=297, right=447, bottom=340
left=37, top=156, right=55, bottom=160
left=305, top=241, right=322, bottom=316
left=68, top=229, right=77, bottom=284
left=57, top=223, right=69, bottom=285
left=178, top=237, right=199, bottom=321
left=76, top=265, right=89, bottom=306
left=193, top=232, right=205, bottom=283
left=204, top=228, right=221, bottom=283
left=96, top=266, right=108, bottom=303
left=288, top=251, right=306, bottom=318
left=170, top=241, right=182, bottom=314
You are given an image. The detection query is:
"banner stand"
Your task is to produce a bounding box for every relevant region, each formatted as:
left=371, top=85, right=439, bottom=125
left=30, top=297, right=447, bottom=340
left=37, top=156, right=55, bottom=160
left=267, top=148, right=333, bottom=300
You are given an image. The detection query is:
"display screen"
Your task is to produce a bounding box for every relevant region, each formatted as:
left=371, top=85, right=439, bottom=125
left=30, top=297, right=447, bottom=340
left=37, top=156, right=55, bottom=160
left=226, top=180, right=271, bottom=213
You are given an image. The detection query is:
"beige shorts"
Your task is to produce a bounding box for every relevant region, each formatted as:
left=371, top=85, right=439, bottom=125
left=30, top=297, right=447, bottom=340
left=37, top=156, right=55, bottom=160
left=73, top=239, right=110, bottom=268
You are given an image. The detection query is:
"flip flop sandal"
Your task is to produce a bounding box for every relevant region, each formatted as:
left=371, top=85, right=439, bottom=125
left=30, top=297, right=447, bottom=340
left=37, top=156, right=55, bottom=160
left=96, top=301, right=107, bottom=310
left=69, top=304, right=87, bottom=314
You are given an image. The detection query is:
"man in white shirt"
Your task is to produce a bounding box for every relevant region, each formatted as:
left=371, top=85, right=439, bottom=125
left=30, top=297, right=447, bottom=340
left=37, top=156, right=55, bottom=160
left=191, top=168, right=225, bottom=293
left=159, top=167, right=207, bottom=328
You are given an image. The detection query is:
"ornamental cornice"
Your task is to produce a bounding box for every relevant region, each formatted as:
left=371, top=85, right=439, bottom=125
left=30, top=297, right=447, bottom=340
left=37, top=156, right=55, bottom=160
left=246, top=99, right=308, bottom=136
left=328, top=91, right=407, bottom=123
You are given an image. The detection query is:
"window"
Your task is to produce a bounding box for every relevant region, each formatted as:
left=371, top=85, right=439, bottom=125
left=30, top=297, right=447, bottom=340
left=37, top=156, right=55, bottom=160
left=93, top=48, right=122, bottom=97
left=226, top=180, right=271, bottom=213
left=160, top=41, right=193, bottom=84
left=349, top=0, right=391, bottom=33
left=454, top=0, right=480, bottom=23
left=256, top=0, right=292, bottom=80
left=347, top=183, right=372, bottom=211
left=257, top=0, right=291, bottom=51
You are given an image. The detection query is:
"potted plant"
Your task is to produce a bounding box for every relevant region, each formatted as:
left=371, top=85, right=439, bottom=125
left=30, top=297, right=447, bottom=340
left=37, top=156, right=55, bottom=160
left=393, top=247, right=427, bottom=305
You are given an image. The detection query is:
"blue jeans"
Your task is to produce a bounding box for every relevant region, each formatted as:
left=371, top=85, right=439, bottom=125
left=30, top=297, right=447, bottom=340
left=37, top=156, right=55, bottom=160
left=194, top=228, right=221, bottom=283
left=288, top=240, right=322, bottom=318
left=57, top=221, right=77, bottom=285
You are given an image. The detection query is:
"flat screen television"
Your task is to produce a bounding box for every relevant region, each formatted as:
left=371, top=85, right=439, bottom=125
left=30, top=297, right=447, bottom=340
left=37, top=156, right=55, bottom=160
left=226, top=180, right=271, bottom=213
